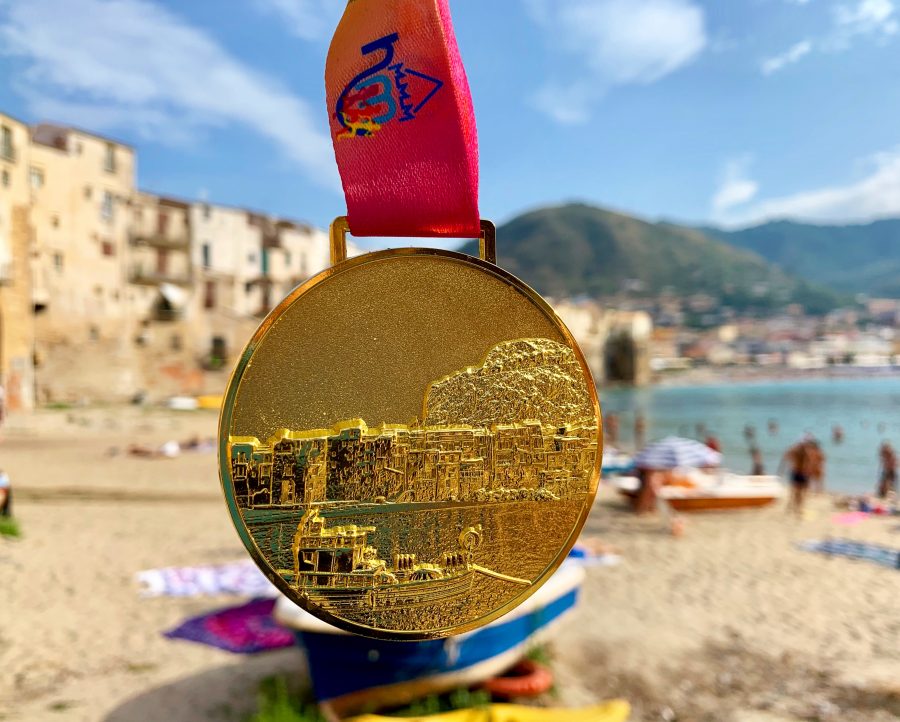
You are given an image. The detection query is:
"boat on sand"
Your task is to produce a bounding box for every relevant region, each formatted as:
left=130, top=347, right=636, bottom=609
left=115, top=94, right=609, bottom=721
left=617, top=470, right=784, bottom=512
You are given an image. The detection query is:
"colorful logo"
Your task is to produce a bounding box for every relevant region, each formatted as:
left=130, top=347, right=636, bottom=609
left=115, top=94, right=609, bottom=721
left=335, top=33, right=444, bottom=140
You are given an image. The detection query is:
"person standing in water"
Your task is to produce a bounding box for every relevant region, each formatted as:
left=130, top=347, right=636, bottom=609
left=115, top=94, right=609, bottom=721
left=750, top=445, right=765, bottom=476
left=877, top=442, right=897, bottom=499
left=634, top=413, right=647, bottom=449
left=605, top=412, right=620, bottom=446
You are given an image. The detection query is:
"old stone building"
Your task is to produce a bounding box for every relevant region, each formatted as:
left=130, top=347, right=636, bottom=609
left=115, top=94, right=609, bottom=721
left=553, top=299, right=653, bottom=386
left=27, top=124, right=139, bottom=402
left=0, top=112, right=35, bottom=410
left=0, top=113, right=335, bottom=406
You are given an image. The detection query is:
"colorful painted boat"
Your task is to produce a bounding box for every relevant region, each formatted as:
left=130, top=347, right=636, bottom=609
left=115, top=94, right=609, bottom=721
left=617, top=472, right=784, bottom=512
left=274, top=561, right=585, bottom=717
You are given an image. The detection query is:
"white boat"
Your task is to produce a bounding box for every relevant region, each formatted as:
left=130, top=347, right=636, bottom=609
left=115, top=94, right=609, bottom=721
left=617, top=470, right=785, bottom=512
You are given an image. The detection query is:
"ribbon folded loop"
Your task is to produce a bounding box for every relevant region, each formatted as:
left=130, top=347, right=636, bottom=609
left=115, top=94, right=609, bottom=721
left=325, top=0, right=480, bottom=239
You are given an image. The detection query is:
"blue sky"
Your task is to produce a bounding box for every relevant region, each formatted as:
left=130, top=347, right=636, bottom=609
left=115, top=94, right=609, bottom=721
left=2, top=0, right=900, bottom=244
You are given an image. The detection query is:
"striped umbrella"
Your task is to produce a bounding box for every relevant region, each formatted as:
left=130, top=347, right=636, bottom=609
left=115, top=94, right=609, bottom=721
left=633, top=436, right=722, bottom=470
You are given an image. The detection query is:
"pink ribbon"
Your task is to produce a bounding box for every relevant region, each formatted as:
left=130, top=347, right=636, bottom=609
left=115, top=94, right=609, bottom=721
left=325, top=0, right=480, bottom=238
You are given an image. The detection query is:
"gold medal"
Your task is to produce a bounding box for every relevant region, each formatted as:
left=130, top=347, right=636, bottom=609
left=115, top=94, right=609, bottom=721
left=219, top=220, right=601, bottom=639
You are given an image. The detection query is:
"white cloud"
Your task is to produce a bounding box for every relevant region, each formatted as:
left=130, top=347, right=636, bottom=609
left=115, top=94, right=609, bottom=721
left=718, top=149, right=900, bottom=226
left=252, top=0, right=342, bottom=41
left=0, top=0, right=339, bottom=188
left=712, top=157, right=759, bottom=217
left=831, top=0, right=898, bottom=47
left=760, top=39, right=812, bottom=74
left=526, top=0, right=707, bottom=124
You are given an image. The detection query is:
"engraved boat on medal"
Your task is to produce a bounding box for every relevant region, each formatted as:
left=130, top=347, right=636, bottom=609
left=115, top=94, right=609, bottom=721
left=286, top=511, right=519, bottom=613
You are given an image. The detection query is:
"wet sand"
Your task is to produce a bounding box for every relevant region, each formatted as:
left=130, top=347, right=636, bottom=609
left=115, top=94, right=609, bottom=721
left=1, top=408, right=899, bottom=721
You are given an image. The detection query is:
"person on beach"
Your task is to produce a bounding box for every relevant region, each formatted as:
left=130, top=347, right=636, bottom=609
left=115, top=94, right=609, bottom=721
left=877, top=442, right=897, bottom=499
left=832, top=425, right=844, bottom=445
left=705, top=434, right=721, bottom=453
left=605, top=412, right=620, bottom=446
left=634, top=413, right=647, bottom=449
left=808, top=440, right=825, bottom=493
left=782, top=438, right=814, bottom=517
left=750, top=445, right=765, bottom=476
left=768, top=419, right=779, bottom=436
left=0, top=469, right=11, bottom=517
left=744, top=424, right=756, bottom=442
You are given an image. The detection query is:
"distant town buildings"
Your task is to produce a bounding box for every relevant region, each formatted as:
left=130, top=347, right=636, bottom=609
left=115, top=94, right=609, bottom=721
left=0, top=110, right=329, bottom=407
left=230, top=419, right=597, bottom=508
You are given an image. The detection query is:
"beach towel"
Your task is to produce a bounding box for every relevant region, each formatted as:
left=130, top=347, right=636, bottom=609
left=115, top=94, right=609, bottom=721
left=163, top=597, right=293, bottom=654
left=831, top=511, right=870, bottom=526
left=800, top=538, right=900, bottom=569
left=136, top=560, right=277, bottom=598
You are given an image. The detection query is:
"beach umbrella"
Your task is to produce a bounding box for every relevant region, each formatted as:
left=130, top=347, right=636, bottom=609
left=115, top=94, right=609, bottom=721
left=633, top=436, right=722, bottom=470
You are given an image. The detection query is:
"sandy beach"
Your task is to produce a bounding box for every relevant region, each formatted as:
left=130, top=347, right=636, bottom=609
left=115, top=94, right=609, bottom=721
left=2, top=408, right=899, bottom=721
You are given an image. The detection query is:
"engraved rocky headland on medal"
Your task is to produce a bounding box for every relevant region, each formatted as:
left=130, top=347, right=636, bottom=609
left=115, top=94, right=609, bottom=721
left=227, top=338, right=598, bottom=633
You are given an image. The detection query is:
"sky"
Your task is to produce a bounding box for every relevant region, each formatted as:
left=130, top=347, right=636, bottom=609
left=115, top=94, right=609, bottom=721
left=2, top=0, right=900, bottom=246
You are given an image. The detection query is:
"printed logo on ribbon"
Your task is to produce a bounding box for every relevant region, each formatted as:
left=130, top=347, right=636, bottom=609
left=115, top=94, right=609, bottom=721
left=335, top=33, right=444, bottom=140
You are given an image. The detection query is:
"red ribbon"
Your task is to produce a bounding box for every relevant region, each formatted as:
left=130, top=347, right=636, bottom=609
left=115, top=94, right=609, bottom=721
left=325, top=0, right=480, bottom=238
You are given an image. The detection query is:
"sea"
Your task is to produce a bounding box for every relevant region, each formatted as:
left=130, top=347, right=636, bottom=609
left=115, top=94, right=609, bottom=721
left=600, top=376, right=900, bottom=494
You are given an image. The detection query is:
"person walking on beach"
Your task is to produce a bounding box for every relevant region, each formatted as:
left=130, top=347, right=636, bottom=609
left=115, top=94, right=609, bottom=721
left=782, top=438, right=813, bottom=517
left=808, top=440, right=826, bottom=493
left=877, top=442, right=897, bottom=499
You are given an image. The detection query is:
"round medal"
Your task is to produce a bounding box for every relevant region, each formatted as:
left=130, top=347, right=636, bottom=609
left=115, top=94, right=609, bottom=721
left=219, top=221, right=601, bottom=639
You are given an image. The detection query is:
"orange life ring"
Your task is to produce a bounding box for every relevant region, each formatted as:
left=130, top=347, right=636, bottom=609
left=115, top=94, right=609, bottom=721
left=482, top=660, right=554, bottom=699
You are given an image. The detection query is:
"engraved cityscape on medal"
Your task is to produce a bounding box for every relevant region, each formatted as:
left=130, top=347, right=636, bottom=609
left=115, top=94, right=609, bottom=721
left=225, top=337, right=599, bottom=636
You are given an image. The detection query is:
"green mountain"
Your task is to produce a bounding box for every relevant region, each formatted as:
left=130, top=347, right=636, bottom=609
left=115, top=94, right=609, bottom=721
left=705, top=219, right=900, bottom=298
left=460, top=204, right=841, bottom=313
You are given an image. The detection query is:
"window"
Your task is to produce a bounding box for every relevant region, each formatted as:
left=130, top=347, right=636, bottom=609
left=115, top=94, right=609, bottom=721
left=247, top=253, right=256, bottom=264
left=284, top=251, right=292, bottom=266
left=0, top=125, right=12, bottom=160
left=104, top=142, right=116, bottom=173
left=53, top=252, right=64, bottom=272
left=157, top=212, right=169, bottom=235
left=29, top=167, right=44, bottom=189
left=204, top=280, right=216, bottom=309
left=203, top=203, right=211, bottom=220
left=1, top=170, right=8, bottom=188
left=101, top=191, right=114, bottom=221
left=170, top=334, right=183, bottom=351
left=202, top=243, right=211, bottom=268
left=101, top=241, right=115, bottom=257
left=84, top=186, right=92, bottom=200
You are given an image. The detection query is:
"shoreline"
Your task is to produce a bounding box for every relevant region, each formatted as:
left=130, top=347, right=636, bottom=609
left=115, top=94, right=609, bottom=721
left=649, top=365, right=900, bottom=389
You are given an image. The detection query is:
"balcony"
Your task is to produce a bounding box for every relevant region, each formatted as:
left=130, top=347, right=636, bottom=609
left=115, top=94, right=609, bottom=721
left=129, top=232, right=190, bottom=250
left=129, top=266, right=192, bottom=286
left=0, top=145, right=16, bottom=163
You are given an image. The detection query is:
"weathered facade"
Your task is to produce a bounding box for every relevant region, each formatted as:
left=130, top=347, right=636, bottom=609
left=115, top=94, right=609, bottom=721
left=0, top=114, right=334, bottom=406
left=0, top=113, right=35, bottom=410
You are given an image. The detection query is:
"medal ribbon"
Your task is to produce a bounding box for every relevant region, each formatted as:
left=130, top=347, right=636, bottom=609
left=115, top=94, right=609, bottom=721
left=325, top=0, right=480, bottom=238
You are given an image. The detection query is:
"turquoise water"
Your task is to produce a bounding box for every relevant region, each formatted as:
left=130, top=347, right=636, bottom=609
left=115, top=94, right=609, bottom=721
left=600, top=377, right=900, bottom=494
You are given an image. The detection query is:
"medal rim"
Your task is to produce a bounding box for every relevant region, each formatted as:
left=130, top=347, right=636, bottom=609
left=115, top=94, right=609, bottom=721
left=218, top=246, right=603, bottom=640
